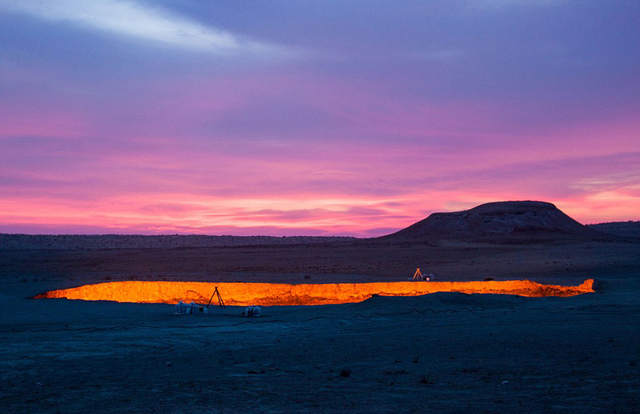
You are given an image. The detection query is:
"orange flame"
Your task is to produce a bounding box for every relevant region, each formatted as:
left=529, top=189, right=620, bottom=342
left=35, top=279, right=595, bottom=306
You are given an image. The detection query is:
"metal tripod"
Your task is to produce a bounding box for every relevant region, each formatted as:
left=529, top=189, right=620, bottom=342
left=206, top=286, right=226, bottom=308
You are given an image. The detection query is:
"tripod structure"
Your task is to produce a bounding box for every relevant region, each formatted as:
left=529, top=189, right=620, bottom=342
left=206, top=286, right=226, bottom=308
left=412, top=268, right=434, bottom=281
left=412, top=268, right=424, bottom=280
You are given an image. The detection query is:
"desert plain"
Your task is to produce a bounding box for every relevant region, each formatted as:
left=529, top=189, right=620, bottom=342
left=1, top=203, right=639, bottom=413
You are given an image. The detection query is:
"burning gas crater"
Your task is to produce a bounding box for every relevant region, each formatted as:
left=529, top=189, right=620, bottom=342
left=36, top=279, right=595, bottom=306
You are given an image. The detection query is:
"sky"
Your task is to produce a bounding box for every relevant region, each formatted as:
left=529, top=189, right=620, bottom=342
left=1, top=0, right=639, bottom=237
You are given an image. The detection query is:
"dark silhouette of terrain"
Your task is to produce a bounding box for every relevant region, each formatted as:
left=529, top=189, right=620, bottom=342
left=0, top=200, right=617, bottom=250
left=588, top=221, right=640, bottom=239
left=1, top=200, right=638, bottom=285
left=0, top=234, right=353, bottom=250
left=2, top=201, right=639, bottom=413
left=383, top=201, right=599, bottom=242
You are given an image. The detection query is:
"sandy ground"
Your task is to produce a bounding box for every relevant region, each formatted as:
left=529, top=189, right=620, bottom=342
left=1, top=239, right=639, bottom=413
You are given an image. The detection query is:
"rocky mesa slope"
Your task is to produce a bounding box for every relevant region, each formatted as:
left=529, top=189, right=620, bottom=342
left=383, top=201, right=599, bottom=241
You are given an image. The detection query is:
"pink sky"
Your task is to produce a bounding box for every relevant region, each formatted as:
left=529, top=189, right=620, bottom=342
left=1, top=1, right=639, bottom=236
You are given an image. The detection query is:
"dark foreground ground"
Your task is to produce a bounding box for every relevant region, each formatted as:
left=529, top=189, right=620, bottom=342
left=1, top=238, right=639, bottom=413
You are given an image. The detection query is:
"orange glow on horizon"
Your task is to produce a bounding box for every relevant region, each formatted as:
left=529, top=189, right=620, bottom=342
left=2, top=188, right=638, bottom=237
left=36, top=279, right=595, bottom=306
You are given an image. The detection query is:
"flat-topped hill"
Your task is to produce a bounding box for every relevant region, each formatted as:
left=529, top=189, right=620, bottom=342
left=383, top=201, right=598, bottom=241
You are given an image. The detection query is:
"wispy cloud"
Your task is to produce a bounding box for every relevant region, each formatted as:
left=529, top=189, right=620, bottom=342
left=0, top=0, right=287, bottom=56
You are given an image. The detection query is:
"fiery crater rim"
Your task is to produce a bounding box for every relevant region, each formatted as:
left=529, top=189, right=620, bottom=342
left=34, top=279, right=595, bottom=306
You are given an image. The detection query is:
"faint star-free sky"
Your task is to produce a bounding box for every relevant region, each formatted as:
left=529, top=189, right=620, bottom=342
left=1, top=0, right=639, bottom=236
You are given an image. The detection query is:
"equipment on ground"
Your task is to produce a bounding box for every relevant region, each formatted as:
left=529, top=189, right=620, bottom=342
left=175, top=301, right=208, bottom=314
left=174, top=286, right=225, bottom=315
left=411, top=268, right=435, bottom=281
left=206, top=286, right=226, bottom=308
left=243, top=306, right=261, bottom=317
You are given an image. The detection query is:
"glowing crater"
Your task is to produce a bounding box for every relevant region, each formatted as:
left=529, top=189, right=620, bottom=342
left=35, top=279, right=595, bottom=306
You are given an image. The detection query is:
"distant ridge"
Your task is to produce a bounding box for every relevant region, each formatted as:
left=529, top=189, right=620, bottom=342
left=0, top=234, right=354, bottom=250
left=382, top=201, right=598, bottom=241
left=587, top=221, right=640, bottom=239
left=2, top=201, right=630, bottom=250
